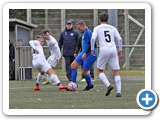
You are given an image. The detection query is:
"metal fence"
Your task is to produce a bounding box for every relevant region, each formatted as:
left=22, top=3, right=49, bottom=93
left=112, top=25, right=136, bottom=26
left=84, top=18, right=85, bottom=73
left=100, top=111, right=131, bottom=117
left=16, top=45, right=145, bottom=80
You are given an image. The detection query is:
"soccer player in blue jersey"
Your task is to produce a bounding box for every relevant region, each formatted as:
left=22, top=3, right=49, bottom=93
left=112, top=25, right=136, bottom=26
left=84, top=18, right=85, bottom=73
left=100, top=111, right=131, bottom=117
left=70, top=20, right=97, bottom=91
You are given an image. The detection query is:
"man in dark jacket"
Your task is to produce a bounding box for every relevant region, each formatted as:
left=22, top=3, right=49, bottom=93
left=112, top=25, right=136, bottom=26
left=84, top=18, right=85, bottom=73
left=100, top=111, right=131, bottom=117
left=9, top=39, right=15, bottom=80
left=74, top=34, right=95, bottom=82
left=58, top=20, right=79, bottom=81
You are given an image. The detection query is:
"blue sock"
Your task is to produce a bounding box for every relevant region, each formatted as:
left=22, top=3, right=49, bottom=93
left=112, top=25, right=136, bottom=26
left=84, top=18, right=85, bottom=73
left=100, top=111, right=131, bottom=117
left=84, top=74, right=92, bottom=87
left=57, top=82, right=61, bottom=86
left=36, top=83, right=39, bottom=86
left=71, top=68, right=77, bottom=83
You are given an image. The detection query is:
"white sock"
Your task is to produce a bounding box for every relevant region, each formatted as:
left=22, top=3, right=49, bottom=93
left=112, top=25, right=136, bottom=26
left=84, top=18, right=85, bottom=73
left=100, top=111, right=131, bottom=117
left=99, top=73, right=110, bottom=87
left=36, top=73, right=44, bottom=85
left=50, top=74, right=61, bottom=85
left=115, top=75, right=121, bottom=93
left=46, top=74, right=51, bottom=82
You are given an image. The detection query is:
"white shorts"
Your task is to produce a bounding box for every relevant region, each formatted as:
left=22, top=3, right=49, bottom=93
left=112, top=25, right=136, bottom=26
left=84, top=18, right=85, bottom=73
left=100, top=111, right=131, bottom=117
left=47, top=55, right=57, bottom=68
left=97, top=48, right=120, bottom=70
left=32, top=58, right=51, bottom=72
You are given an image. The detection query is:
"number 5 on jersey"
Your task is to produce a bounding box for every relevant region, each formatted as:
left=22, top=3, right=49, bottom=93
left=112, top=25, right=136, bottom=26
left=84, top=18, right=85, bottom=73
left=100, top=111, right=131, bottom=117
left=104, top=31, right=111, bottom=42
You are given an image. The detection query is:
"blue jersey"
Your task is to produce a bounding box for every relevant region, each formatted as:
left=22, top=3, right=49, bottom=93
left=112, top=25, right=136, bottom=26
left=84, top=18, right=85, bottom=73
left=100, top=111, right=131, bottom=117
left=74, top=28, right=97, bottom=71
left=81, top=28, right=93, bottom=53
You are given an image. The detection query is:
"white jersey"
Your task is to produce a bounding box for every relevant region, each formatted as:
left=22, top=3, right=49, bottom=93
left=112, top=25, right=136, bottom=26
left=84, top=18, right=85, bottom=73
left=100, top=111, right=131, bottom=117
left=46, top=35, right=61, bottom=60
left=29, top=40, right=51, bottom=72
left=29, top=40, right=46, bottom=60
left=91, top=24, right=122, bottom=51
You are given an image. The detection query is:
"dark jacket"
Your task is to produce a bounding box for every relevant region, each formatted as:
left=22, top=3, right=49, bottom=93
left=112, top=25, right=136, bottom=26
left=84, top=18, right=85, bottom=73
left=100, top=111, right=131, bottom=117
left=74, top=34, right=97, bottom=54
left=58, top=28, right=79, bottom=56
left=9, top=43, right=15, bottom=61
left=75, top=34, right=82, bottom=54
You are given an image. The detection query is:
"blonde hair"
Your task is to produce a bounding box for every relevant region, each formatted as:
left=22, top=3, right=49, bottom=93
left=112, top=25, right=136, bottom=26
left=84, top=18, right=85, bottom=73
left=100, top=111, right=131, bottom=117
left=34, top=35, right=43, bottom=40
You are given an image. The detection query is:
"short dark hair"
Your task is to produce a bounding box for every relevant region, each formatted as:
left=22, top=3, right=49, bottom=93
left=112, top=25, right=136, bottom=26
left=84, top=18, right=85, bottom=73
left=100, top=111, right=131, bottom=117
left=99, top=12, right=109, bottom=22
left=17, top=39, right=23, bottom=42
left=42, top=29, right=50, bottom=34
left=76, top=20, right=86, bottom=26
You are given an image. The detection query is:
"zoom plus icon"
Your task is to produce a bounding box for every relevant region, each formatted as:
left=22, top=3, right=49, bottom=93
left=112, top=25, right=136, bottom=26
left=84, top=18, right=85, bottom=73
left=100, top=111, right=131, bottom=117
left=136, top=89, right=158, bottom=110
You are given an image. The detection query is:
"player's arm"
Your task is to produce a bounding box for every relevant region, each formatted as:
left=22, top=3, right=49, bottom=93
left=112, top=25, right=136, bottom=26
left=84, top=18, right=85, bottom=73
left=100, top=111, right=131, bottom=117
left=55, top=45, right=61, bottom=60
left=29, top=40, right=39, bottom=54
left=85, top=30, right=93, bottom=54
left=56, top=50, right=61, bottom=66
left=74, top=34, right=82, bottom=57
left=51, top=39, right=61, bottom=60
left=91, top=28, right=97, bottom=55
left=118, top=40, right=122, bottom=58
left=82, top=31, right=92, bottom=60
left=75, top=30, right=79, bottom=45
left=115, top=29, right=122, bottom=58
left=53, top=41, right=61, bottom=65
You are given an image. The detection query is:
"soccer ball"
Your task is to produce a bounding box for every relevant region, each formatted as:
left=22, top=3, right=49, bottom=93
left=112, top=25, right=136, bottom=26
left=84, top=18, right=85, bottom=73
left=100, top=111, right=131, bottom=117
left=68, top=82, right=77, bottom=91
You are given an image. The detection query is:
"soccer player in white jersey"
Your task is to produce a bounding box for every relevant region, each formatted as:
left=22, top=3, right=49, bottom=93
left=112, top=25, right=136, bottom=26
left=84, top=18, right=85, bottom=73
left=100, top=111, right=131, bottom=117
left=41, top=30, right=61, bottom=85
left=29, top=35, right=68, bottom=90
left=91, top=12, right=122, bottom=97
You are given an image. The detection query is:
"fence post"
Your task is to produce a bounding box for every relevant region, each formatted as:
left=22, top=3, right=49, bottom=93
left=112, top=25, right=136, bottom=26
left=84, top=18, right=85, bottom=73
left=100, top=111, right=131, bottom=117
left=124, top=9, right=130, bottom=70
left=45, top=9, right=48, bottom=29
left=108, top=9, right=118, bottom=79
left=61, top=9, right=66, bottom=71
left=27, top=9, right=31, bottom=23
left=93, top=9, right=98, bottom=74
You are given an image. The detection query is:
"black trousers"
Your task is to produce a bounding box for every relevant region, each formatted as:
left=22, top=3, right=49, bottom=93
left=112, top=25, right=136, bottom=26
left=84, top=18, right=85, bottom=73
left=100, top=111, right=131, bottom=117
left=64, top=56, right=75, bottom=80
left=9, top=61, right=15, bottom=80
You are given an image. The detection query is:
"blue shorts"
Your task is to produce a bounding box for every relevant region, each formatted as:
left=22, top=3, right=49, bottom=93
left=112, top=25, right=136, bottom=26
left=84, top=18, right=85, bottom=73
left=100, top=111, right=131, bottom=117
left=75, top=52, right=97, bottom=71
